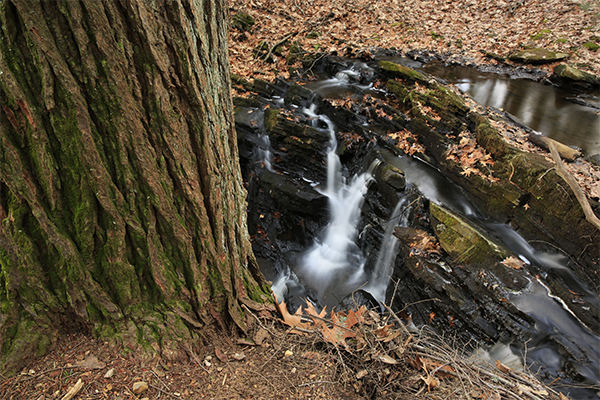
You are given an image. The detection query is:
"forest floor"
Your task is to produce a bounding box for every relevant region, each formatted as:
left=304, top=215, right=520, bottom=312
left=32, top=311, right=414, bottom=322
left=1, top=1, right=599, bottom=399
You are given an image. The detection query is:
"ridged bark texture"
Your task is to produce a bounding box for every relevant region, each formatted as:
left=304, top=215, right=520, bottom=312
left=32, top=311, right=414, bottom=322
left=0, top=0, right=267, bottom=374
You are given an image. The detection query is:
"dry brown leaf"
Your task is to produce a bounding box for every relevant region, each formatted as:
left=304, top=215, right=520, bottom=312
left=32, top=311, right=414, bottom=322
left=420, top=374, right=439, bottom=391
left=495, top=359, right=512, bottom=373
left=375, top=354, right=398, bottom=364
left=215, top=348, right=228, bottom=362
left=501, top=256, right=525, bottom=270
left=356, top=369, right=368, bottom=379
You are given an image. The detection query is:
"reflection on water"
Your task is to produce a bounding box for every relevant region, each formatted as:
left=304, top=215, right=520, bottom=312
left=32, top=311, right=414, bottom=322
left=421, top=64, right=600, bottom=156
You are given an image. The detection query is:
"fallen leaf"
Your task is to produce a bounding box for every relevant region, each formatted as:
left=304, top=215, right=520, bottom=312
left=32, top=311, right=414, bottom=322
left=356, top=369, right=368, bottom=379
left=501, top=256, right=524, bottom=270
left=74, top=355, right=105, bottom=370
left=375, top=354, right=398, bottom=364
left=420, top=374, right=438, bottom=391
left=428, top=312, right=436, bottom=323
left=254, top=328, right=270, bottom=345
left=495, top=359, right=512, bottom=373
left=215, top=348, right=228, bottom=363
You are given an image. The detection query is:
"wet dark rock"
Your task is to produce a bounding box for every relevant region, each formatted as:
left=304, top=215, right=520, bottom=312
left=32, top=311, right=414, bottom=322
left=253, top=78, right=288, bottom=98
left=235, top=57, right=600, bottom=390
left=565, top=97, right=600, bottom=110
left=264, top=110, right=330, bottom=182
left=284, top=83, right=314, bottom=107
left=508, top=48, right=569, bottom=64
left=586, top=153, right=600, bottom=167
left=381, top=61, right=599, bottom=306
left=256, top=169, right=327, bottom=215
left=334, top=290, right=380, bottom=312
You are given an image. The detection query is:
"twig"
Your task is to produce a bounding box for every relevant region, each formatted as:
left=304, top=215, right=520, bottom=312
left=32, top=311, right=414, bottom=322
left=60, top=378, right=83, bottom=400
left=183, top=344, right=209, bottom=374
left=298, top=380, right=336, bottom=387
left=549, top=141, right=600, bottom=230
left=383, top=303, right=411, bottom=336
left=152, top=369, right=171, bottom=391
left=242, top=304, right=279, bottom=337
left=262, top=31, right=298, bottom=61
left=149, top=383, right=184, bottom=399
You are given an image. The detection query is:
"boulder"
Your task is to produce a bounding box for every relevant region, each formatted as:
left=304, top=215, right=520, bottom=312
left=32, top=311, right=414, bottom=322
left=508, top=48, right=568, bottom=64
left=430, top=203, right=510, bottom=264
left=257, top=168, right=327, bottom=215
left=231, top=12, right=255, bottom=32
left=553, top=64, right=600, bottom=86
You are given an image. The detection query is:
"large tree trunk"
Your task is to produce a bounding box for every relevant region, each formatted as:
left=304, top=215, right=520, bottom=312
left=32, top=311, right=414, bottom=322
left=0, top=0, right=268, bottom=374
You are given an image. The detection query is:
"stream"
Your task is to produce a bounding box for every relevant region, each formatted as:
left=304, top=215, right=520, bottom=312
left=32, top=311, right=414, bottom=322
left=236, top=58, right=600, bottom=399
left=383, top=56, right=600, bottom=157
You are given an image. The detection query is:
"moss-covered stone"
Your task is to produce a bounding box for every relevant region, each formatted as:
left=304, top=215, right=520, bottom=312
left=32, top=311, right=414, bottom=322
left=286, top=41, right=303, bottom=65
left=530, top=29, right=552, bottom=40
left=508, top=48, right=569, bottom=64
left=263, top=108, right=280, bottom=133
left=553, top=64, right=600, bottom=85
left=233, top=96, right=261, bottom=108
left=231, top=12, right=255, bottom=32
left=378, top=60, right=430, bottom=84
left=582, top=41, right=600, bottom=51
left=430, top=203, right=509, bottom=264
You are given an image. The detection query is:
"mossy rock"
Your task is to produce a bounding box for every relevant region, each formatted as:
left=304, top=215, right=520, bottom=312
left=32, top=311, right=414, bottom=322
left=231, top=12, right=255, bottom=32
left=530, top=29, right=551, bottom=41
left=233, top=96, right=261, bottom=108
left=553, top=64, right=600, bottom=85
left=508, top=48, right=568, bottom=64
left=378, top=60, right=431, bottom=85
left=430, top=203, right=510, bottom=264
left=263, top=108, right=280, bottom=133
left=286, top=41, right=303, bottom=65
left=582, top=41, right=600, bottom=52
left=231, top=73, right=254, bottom=91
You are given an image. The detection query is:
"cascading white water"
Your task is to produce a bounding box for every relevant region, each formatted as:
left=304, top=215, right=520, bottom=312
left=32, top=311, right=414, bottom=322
left=257, top=132, right=273, bottom=171
left=295, top=104, right=371, bottom=307
left=364, top=195, right=414, bottom=304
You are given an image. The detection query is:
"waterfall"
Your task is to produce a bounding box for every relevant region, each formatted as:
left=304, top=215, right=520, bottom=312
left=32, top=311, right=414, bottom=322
left=294, top=105, right=372, bottom=308
left=364, top=195, right=414, bottom=304
left=257, top=131, right=273, bottom=171
left=256, top=110, right=273, bottom=171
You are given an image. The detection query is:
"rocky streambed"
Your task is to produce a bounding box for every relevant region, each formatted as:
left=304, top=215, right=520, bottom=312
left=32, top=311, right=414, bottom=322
left=233, top=57, right=600, bottom=397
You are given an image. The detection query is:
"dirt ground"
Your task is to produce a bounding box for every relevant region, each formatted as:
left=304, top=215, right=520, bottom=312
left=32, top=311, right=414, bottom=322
left=1, top=1, right=598, bottom=399
left=0, top=314, right=426, bottom=400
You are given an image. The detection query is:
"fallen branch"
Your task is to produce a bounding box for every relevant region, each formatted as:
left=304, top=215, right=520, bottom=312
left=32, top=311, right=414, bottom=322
left=548, top=142, right=600, bottom=231
left=60, top=378, right=83, bottom=400
left=262, top=31, right=298, bottom=61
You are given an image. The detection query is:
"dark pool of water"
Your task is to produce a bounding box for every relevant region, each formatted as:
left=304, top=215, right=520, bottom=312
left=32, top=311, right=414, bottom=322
left=420, top=63, right=600, bottom=156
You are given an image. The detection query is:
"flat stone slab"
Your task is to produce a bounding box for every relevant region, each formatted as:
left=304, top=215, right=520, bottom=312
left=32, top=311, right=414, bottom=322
left=508, top=48, right=568, bottom=64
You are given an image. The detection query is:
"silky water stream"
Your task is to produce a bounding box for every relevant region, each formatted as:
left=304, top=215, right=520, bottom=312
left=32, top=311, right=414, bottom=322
left=243, top=61, right=600, bottom=398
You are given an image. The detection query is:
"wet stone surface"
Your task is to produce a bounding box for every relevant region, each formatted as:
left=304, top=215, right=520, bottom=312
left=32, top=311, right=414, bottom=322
left=235, top=56, right=600, bottom=396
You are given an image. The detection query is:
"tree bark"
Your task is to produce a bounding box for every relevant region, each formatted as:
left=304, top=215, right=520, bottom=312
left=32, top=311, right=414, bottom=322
left=0, top=0, right=268, bottom=374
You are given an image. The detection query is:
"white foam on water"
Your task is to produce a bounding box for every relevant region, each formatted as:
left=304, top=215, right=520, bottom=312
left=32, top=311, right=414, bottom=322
left=295, top=105, right=371, bottom=306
